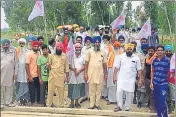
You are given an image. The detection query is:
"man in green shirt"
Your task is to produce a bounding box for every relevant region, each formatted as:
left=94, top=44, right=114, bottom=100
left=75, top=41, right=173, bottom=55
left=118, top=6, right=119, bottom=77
left=37, top=45, right=49, bottom=107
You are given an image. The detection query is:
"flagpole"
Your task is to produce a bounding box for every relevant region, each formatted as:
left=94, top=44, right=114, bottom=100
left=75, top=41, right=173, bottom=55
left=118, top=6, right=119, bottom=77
left=43, top=15, right=48, bottom=46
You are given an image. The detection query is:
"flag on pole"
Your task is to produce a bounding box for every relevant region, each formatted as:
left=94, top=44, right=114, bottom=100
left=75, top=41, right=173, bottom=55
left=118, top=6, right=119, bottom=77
left=66, top=38, right=75, bottom=64
left=28, top=1, right=44, bottom=21
left=137, top=18, right=151, bottom=39
left=110, top=11, right=126, bottom=30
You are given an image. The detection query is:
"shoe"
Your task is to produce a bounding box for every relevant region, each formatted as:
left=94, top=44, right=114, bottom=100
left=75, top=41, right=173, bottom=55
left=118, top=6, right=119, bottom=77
left=75, top=103, right=81, bottom=108
left=137, top=102, right=141, bottom=108
left=114, top=106, right=122, bottom=112
left=125, top=109, right=129, bottom=111
left=68, top=104, right=74, bottom=108
left=5, top=103, right=16, bottom=107
left=1, top=105, right=4, bottom=109
left=133, top=99, right=137, bottom=104
left=95, top=106, right=102, bottom=110
left=80, top=97, right=88, bottom=103
left=105, top=97, right=109, bottom=101
left=88, top=105, right=95, bottom=109
left=107, top=102, right=112, bottom=105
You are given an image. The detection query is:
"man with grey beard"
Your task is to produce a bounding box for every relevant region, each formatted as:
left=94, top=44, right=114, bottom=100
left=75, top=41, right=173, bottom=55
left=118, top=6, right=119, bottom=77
left=1, top=39, right=16, bottom=108
left=84, top=36, right=108, bottom=110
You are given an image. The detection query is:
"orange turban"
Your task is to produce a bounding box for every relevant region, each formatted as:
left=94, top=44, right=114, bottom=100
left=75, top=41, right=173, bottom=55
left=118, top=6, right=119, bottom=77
left=113, top=41, right=121, bottom=47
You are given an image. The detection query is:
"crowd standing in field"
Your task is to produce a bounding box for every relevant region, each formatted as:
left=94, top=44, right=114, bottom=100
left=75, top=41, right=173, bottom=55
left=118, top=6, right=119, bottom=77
left=1, top=25, right=175, bottom=117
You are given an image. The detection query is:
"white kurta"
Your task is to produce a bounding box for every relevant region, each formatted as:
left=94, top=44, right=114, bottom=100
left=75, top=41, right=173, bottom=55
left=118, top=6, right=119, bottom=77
left=16, top=49, right=28, bottom=83
left=1, top=48, right=16, bottom=86
left=114, top=53, right=141, bottom=92
left=69, top=54, right=85, bottom=84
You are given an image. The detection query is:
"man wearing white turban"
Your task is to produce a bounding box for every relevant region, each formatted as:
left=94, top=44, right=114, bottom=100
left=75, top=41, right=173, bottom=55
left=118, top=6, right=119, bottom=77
left=15, top=38, right=29, bottom=106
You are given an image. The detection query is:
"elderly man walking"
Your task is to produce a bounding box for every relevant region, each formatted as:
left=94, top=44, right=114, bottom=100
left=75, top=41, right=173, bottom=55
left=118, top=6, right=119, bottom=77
left=113, top=43, right=142, bottom=112
left=1, top=39, right=17, bottom=108
left=47, top=42, right=69, bottom=107
left=84, top=36, right=108, bottom=110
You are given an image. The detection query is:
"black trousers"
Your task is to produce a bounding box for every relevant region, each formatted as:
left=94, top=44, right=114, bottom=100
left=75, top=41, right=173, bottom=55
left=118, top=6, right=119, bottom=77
left=40, top=81, right=48, bottom=105
left=29, top=77, right=40, bottom=103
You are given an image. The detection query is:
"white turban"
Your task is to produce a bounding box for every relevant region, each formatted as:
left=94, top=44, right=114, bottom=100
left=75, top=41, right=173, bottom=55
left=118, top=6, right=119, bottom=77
left=18, top=38, right=26, bottom=44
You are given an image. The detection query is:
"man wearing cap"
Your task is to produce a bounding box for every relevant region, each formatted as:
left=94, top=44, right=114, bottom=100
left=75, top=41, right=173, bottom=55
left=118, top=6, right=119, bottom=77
left=84, top=36, right=108, bottom=110
left=1, top=39, right=17, bottom=108
left=15, top=38, right=29, bottom=106
left=113, top=43, right=142, bottom=112
left=47, top=42, right=69, bottom=107
left=26, top=41, right=40, bottom=106
left=68, top=43, right=85, bottom=108
left=107, top=41, right=122, bottom=105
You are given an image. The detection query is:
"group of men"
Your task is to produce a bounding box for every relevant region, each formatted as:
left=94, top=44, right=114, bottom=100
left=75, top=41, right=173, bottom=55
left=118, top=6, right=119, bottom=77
left=1, top=25, right=175, bottom=117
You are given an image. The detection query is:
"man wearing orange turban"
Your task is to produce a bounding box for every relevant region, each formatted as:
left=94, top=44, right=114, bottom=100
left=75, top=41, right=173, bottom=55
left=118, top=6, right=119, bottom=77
left=107, top=41, right=122, bottom=105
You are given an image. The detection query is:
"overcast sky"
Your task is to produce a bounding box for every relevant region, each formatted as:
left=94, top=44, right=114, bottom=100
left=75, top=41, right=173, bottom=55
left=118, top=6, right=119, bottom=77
left=1, top=1, right=142, bottom=29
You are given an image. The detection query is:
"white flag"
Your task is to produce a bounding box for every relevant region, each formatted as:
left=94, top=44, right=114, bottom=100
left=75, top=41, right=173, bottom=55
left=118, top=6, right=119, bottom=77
left=111, top=12, right=126, bottom=30
left=137, top=18, right=151, bottom=39
left=66, top=38, right=75, bottom=64
left=28, top=1, right=44, bottom=21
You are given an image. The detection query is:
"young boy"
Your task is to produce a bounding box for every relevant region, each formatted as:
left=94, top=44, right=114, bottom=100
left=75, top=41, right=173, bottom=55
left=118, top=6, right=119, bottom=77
left=37, top=45, right=49, bottom=107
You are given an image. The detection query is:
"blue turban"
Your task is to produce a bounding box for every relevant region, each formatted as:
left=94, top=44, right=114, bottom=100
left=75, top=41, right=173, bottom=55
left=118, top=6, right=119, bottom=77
left=84, top=36, right=92, bottom=43
left=27, top=36, right=37, bottom=41
left=141, top=44, right=149, bottom=50
left=164, top=45, right=173, bottom=51
left=92, top=36, right=101, bottom=43
left=2, top=39, right=10, bottom=45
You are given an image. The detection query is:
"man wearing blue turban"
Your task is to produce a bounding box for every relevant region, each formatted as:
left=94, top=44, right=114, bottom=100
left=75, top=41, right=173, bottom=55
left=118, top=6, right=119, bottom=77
left=164, top=45, right=174, bottom=113
left=164, top=45, right=173, bottom=58
left=1, top=39, right=16, bottom=108
left=84, top=35, right=108, bottom=110
left=80, top=36, right=93, bottom=103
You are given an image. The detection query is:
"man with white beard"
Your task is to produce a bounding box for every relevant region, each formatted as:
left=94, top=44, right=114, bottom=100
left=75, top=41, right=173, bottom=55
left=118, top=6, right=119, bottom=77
left=101, top=35, right=113, bottom=100
left=107, top=41, right=123, bottom=105
left=15, top=38, right=29, bottom=106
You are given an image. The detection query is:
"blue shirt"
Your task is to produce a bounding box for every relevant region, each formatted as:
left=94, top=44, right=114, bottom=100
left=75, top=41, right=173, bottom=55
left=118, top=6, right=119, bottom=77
left=152, top=56, right=170, bottom=85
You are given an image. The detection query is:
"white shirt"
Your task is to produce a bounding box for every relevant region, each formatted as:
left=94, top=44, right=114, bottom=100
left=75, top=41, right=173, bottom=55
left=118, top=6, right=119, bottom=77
left=69, top=54, right=85, bottom=84
left=170, top=53, right=175, bottom=70
left=49, top=45, right=55, bottom=54
left=76, top=32, right=86, bottom=45
left=114, top=53, right=141, bottom=92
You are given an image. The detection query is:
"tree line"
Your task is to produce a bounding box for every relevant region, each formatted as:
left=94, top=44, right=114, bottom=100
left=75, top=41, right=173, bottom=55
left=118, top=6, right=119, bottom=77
left=2, top=1, right=176, bottom=36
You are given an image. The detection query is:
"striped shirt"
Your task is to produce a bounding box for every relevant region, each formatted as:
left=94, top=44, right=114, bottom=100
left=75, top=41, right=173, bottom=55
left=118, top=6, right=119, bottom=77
left=152, top=56, right=170, bottom=85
